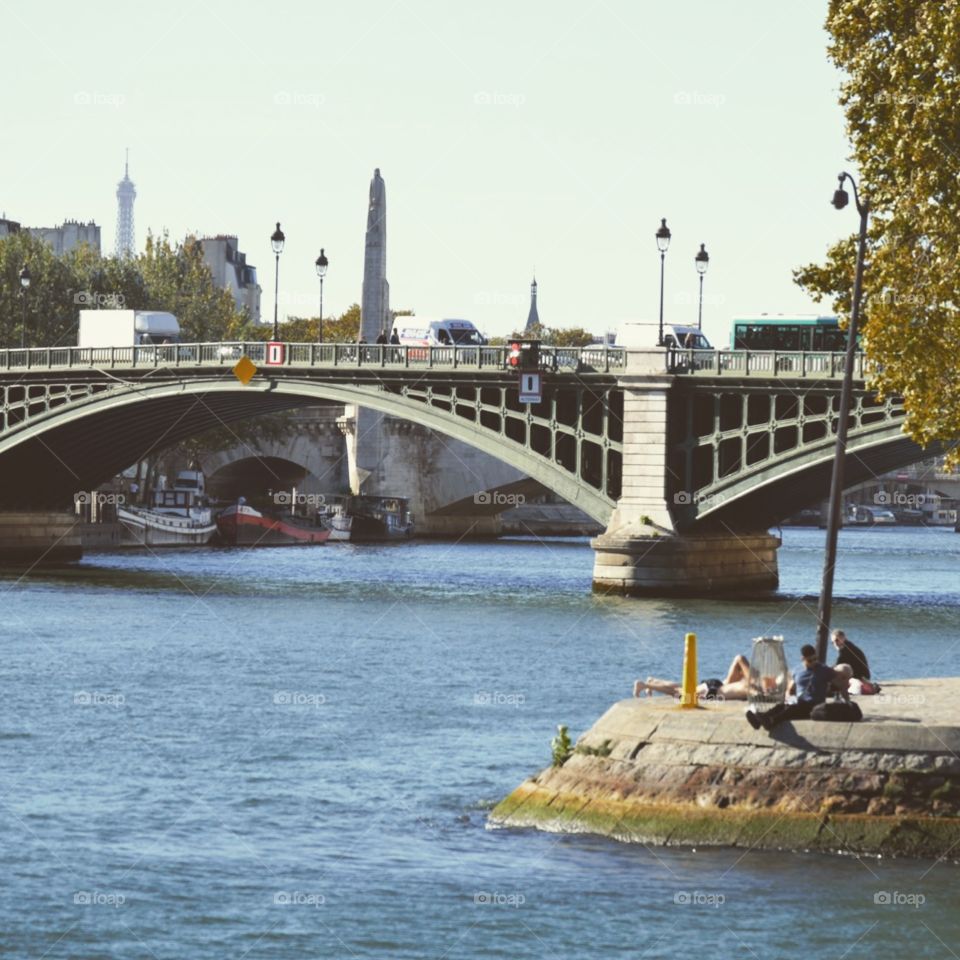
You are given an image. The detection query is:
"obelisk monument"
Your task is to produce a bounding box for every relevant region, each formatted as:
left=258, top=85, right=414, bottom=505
left=344, top=168, right=392, bottom=493
left=360, top=168, right=390, bottom=340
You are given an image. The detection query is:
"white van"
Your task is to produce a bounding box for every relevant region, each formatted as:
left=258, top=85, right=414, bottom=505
left=616, top=321, right=712, bottom=350
left=396, top=318, right=487, bottom=359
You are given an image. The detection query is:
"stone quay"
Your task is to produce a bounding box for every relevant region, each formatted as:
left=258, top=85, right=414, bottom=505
left=490, top=678, right=960, bottom=859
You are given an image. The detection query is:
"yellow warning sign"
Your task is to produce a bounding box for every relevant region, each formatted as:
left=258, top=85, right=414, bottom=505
left=232, top=356, right=257, bottom=385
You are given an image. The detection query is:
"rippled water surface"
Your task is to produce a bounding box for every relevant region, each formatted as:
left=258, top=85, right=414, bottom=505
left=1, top=527, right=958, bottom=958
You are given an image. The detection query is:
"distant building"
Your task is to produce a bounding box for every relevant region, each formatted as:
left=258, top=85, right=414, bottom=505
left=524, top=276, right=540, bottom=332
left=199, top=235, right=262, bottom=322
left=115, top=151, right=136, bottom=257
left=0, top=217, right=21, bottom=239
left=26, top=219, right=101, bottom=255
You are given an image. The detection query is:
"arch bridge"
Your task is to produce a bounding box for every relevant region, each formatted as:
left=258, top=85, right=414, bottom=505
left=0, top=341, right=939, bottom=594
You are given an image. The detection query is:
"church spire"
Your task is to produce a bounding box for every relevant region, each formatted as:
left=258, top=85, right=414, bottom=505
left=524, top=275, right=540, bottom=332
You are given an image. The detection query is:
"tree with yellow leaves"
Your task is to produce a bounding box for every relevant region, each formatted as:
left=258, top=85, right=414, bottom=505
left=794, top=1, right=960, bottom=458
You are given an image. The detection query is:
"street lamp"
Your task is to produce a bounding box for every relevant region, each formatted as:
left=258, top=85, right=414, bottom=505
left=315, top=248, right=328, bottom=342
left=655, top=218, right=671, bottom=345
left=694, top=243, right=709, bottom=331
left=18, top=264, right=31, bottom=349
left=270, top=222, right=285, bottom=340
left=815, top=172, right=870, bottom=663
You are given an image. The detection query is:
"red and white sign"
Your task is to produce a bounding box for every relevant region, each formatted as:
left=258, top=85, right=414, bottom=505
left=518, top=372, right=542, bottom=404
left=266, top=341, right=286, bottom=365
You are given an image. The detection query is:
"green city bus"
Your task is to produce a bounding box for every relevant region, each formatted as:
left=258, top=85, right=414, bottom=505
left=730, top=315, right=856, bottom=351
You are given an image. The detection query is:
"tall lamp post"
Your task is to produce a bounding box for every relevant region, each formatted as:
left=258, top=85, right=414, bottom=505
left=655, top=218, right=671, bottom=345
left=694, top=243, right=709, bottom=331
left=815, top=172, right=870, bottom=663
left=270, top=222, right=285, bottom=340
left=315, top=248, right=328, bottom=342
left=18, top=264, right=31, bottom=349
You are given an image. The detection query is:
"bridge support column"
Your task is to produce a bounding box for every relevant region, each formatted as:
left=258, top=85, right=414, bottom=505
left=591, top=371, right=779, bottom=596
left=591, top=530, right=780, bottom=597
left=0, top=512, right=82, bottom=566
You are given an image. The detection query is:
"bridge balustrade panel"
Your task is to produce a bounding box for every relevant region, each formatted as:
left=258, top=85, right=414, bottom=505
left=667, top=379, right=908, bottom=529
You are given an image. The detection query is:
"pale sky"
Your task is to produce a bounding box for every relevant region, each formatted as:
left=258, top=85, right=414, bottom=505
left=2, top=0, right=852, bottom=347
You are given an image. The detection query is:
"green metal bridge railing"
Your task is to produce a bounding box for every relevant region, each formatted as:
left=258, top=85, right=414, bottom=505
left=0, top=342, right=625, bottom=374
left=667, top=348, right=872, bottom=378
left=0, top=342, right=872, bottom=379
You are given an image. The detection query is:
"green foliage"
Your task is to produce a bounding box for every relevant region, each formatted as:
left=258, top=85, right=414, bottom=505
left=551, top=724, right=573, bottom=767
left=0, top=229, right=252, bottom=347
left=0, top=229, right=379, bottom=353
left=510, top=323, right=597, bottom=347
left=247, top=304, right=363, bottom=343
left=794, top=3, right=960, bottom=460
left=141, top=233, right=250, bottom=342
left=0, top=232, right=89, bottom=348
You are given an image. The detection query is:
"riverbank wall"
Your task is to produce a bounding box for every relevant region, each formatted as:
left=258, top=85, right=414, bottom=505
left=490, top=679, right=960, bottom=859
left=0, top=512, right=82, bottom=565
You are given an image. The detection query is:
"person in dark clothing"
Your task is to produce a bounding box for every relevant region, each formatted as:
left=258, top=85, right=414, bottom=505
left=375, top=332, right=388, bottom=345
left=832, top=629, right=870, bottom=680
left=746, top=644, right=840, bottom=732
left=389, top=329, right=400, bottom=345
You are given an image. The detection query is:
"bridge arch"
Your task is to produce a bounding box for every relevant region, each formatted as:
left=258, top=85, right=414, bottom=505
left=0, top=375, right=621, bottom=521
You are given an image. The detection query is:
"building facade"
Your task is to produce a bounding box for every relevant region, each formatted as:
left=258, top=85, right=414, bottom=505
left=26, top=220, right=101, bottom=255
left=199, top=235, right=261, bottom=322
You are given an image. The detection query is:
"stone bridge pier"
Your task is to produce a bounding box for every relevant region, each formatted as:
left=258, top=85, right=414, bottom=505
left=591, top=355, right=780, bottom=597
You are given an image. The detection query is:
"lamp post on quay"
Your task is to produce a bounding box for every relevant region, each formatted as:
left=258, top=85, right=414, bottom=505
left=18, top=264, right=31, bottom=349
left=270, top=222, right=285, bottom=340
left=315, top=248, right=329, bottom=342
left=694, top=243, right=709, bottom=331
left=655, top=218, right=671, bottom=346
left=815, top=172, right=870, bottom=664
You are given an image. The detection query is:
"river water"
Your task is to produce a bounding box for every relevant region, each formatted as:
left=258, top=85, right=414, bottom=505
left=1, top=527, right=958, bottom=958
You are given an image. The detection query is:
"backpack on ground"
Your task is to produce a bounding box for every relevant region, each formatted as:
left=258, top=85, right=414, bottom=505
left=811, top=700, right=863, bottom=722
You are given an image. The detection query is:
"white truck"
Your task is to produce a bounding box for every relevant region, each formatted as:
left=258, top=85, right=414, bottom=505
left=78, top=310, right=181, bottom=348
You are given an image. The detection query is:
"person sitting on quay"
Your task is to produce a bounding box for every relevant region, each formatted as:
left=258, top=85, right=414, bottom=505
left=746, top=644, right=846, bottom=732
left=832, top=629, right=871, bottom=680
left=633, top=653, right=754, bottom=702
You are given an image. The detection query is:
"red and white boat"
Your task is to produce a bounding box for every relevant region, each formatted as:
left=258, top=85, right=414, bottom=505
left=215, top=503, right=331, bottom=546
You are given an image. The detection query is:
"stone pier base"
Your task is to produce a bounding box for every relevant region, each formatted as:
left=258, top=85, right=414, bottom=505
left=0, top=512, right=82, bottom=566
left=591, top=530, right=780, bottom=597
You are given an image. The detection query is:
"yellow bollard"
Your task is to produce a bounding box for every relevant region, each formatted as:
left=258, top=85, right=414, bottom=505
left=679, top=632, right=698, bottom=709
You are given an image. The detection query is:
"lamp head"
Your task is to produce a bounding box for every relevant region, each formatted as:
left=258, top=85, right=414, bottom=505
left=695, top=243, right=709, bottom=275
left=315, top=248, right=328, bottom=279
left=655, top=217, right=671, bottom=253
left=832, top=175, right=849, bottom=210
left=271, top=222, right=285, bottom=255
left=18, top=264, right=31, bottom=290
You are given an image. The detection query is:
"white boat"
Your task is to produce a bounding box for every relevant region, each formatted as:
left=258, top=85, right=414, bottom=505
left=118, top=471, right=217, bottom=546
left=317, top=501, right=353, bottom=542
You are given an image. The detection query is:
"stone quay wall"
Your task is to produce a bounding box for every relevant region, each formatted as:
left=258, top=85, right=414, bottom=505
left=0, top=512, right=81, bottom=565
left=491, top=684, right=960, bottom=859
